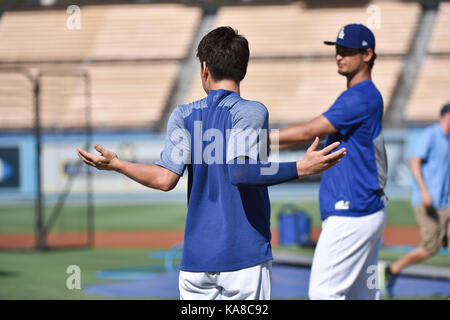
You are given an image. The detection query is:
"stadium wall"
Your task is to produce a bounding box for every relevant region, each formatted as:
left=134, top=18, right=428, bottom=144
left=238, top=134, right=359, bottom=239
left=0, top=128, right=425, bottom=205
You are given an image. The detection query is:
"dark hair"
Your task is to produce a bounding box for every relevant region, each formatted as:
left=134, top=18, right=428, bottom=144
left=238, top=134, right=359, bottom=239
left=359, top=49, right=377, bottom=70
left=441, top=103, right=450, bottom=117
left=197, top=26, right=250, bottom=84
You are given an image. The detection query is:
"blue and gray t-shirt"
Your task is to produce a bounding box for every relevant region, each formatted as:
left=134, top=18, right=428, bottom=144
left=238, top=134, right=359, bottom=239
left=320, top=80, right=388, bottom=220
left=156, top=89, right=273, bottom=272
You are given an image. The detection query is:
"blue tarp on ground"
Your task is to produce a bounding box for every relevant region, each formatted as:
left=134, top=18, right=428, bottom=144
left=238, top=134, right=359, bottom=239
left=83, top=264, right=450, bottom=299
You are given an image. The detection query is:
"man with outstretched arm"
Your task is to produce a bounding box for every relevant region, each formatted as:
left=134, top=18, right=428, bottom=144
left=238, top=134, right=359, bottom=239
left=78, top=26, right=345, bottom=300
left=271, top=24, right=388, bottom=300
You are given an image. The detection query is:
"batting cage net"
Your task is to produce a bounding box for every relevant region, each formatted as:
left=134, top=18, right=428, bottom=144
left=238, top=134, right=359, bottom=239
left=0, top=68, right=94, bottom=250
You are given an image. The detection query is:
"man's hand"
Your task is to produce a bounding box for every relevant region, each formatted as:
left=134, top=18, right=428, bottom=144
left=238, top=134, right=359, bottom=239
left=77, top=144, right=120, bottom=171
left=420, top=189, right=433, bottom=208
left=409, top=157, right=433, bottom=209
left=76, top=144, right=180, bottom=191
left=297, top=137, right=346, bottom=178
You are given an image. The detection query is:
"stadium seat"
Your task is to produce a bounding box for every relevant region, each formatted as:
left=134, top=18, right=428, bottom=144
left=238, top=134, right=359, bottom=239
left=215, top=1, right=420, bottom=57
left=405, top=57, right=450, bottom=122
left=0, top=3, right=194, bottom=129
left=428, top=2, right=450, bottom=54
left=0, top=72, right=34, bottom=129
left=89, top=63, right=179, bottom=129
left=0, top=4, right=201, bottom=61
left=407, top=2, right=450, bottom=122
left=38, top=63, right=179, bottom=129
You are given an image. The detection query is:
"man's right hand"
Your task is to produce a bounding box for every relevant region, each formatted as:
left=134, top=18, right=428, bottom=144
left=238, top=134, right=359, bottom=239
left=77, top=144, right=121, bottom=171
left=409, top=157, right=433, bottom=209
left=297, top=137, right=346, bottom=178
left=420, top=189, right=433, bottom=208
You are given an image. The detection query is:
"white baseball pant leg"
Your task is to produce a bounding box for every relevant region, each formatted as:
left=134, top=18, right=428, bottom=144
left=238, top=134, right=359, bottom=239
left=308, top=208, right=386, bottom=300
left=179, top=260, right=272, bottom=300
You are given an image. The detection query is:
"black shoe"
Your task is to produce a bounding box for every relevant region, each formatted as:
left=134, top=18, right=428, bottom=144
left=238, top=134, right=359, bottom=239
left=384, top=264, right=397, bottom=298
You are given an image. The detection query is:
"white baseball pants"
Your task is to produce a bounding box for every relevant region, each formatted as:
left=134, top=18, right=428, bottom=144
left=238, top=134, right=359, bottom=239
left=179, top=261, right=272, bottom=300
left=308, top=208, right=387, bottom=300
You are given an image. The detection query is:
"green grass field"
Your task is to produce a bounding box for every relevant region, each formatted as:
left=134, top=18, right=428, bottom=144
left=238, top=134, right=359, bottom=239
left=0, top=200, right=448, bottom=300
left=0, top=199, right=419, bottom=233
left=0, top=248, right=161, bottom=300
left=1, top=247, right=447, bottom=300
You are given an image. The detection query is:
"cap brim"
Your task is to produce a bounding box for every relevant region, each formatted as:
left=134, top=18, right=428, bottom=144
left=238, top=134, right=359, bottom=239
left=323, top=41, right=336, bottom=46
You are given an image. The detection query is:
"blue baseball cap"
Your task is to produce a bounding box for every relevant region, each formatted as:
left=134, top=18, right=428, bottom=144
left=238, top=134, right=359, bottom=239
left=324, top=24, right=375, bottom=51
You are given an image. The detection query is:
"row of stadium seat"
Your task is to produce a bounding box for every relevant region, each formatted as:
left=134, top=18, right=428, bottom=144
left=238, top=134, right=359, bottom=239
left=0, top=62, right=179, bottom=129
left=407, top=2, right=450, bottom=122
left=406, top=56, right=450, bottom=122
left=0, top=1, right=425, bottom=60
left=0, top=1, right=448, bottom=129
left=0, top=4, right=201, bottom=61
left=428, top=1, right=450, bottom=54
left=215, top=1, right=421, bottom=56
left=187, top=58, right=403, bottom=125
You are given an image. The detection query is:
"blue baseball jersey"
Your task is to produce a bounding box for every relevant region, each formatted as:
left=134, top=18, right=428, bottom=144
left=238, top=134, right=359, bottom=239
left=156, top=89, right=273, bottom=272
left=320, top=80, right=387, bottom=220
left=411, top=124, right=450, bottom=209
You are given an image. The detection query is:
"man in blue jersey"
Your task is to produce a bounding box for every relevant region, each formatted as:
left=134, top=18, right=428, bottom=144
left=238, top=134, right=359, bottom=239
left=272, top=24, right=388, bottom=299
left=382, top=103, right=450, bottom=297
left=77, top=26, right=345, bottom=300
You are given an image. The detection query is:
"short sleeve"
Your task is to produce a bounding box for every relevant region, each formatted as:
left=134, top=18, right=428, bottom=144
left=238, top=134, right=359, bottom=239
left=412, top=127, right=433, bottom=160
left=155, top=106, right=190, bottom=175
left=322, top=91, right=369, bottom=136
left=226, top=101, right=269, bottom=163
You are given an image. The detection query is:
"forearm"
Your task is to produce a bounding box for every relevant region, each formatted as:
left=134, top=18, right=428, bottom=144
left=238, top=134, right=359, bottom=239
left=409, top=157, right=428, bottom=192
left=275, top=125, right=314, bottom=148
left=269, top=128, right=311, bottom=152
left=113, top=159, right=177, bottom=191
left=228, top=161, right=299, bottom=187
left=274, top=140, right=308, bottom=151
left=271, top=116, right=335, bottom=151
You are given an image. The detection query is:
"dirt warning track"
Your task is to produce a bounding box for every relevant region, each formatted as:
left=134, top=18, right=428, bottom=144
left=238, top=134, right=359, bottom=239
left=0, top=227, right=422, bottom=249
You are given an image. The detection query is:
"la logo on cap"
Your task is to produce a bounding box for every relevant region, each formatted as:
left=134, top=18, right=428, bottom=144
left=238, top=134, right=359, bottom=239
left=338, top=27, right=345, bottom=39
left=362, top=40, right=368, bottom=46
